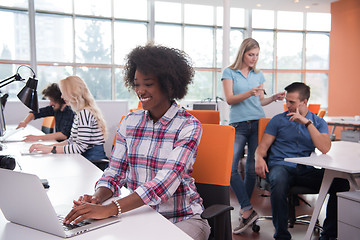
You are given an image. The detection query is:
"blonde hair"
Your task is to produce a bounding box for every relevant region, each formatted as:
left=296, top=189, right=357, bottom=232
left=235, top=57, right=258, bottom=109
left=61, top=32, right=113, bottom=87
left=229, top=38, right=260, bottom=73
left=59, top=76, right=107, bottom=138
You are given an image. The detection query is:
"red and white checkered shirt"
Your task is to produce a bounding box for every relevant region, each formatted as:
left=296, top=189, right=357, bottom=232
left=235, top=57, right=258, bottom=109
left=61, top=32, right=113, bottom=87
left=96, top=102, right=204, bottom=223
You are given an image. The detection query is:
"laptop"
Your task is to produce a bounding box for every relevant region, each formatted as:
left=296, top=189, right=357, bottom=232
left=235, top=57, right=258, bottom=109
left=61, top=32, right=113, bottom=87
left=0, top=127, right=25, bottom=142
left=0, top=168, right=121, bottom=238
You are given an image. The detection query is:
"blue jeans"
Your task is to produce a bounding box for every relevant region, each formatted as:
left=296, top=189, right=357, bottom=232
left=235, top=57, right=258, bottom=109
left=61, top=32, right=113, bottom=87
left=82, top=144, right=108, bottom=161
left=230, top=120, right=258, bottom=212
left=268, top=164, right=350, bottom=240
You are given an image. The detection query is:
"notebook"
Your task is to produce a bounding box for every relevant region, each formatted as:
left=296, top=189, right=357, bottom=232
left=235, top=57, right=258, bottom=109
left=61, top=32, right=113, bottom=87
left=0, top=168, right=121, bottom=238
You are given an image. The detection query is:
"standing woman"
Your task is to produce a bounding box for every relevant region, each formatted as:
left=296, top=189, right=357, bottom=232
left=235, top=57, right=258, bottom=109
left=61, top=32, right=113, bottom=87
left=29, top=76, right=108, bottom=168
left=221, top=38, right=284, bottom=234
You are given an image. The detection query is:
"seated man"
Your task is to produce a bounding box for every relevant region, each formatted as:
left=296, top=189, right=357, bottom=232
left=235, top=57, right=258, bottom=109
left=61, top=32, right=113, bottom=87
left=255, top=82, right=349, bottom=240
left=17, top=83, right=74, bottom=142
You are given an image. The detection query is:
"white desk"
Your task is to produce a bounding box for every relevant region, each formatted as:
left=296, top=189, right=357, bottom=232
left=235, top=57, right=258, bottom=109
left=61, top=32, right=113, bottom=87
left=285, top=141, right=360, bottom=240
left=0, top=125, right=192, bottom=240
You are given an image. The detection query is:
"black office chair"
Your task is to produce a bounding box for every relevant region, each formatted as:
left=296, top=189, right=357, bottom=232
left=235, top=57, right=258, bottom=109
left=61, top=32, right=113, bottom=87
left=256, top=118, right=322, bottom=230
left=192, top=124, right=235, bottom=240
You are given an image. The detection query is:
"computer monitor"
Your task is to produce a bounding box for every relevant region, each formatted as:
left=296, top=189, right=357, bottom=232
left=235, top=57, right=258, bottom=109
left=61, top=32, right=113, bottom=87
left=0, top=92, right=8, bottom=137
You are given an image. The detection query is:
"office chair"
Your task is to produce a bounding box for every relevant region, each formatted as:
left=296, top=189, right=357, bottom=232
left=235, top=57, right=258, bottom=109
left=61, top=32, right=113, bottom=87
left=129, top=101, right=142, bottom=112
left=112, top=115, right=126, bottom=149
left=187, top=110, right=220, bottom=124
left=308, top=104, right=321, bottom=114
left=41, top=116, right=55, bottom=134
left=256, top=118, right=322, bottom=230
left=317, top=109, right=326, bottom=118
left=192, top=124, right=235, bottom=240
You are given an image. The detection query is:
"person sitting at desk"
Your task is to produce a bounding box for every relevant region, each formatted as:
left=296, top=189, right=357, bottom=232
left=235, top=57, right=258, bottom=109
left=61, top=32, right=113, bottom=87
left=17, top=83, right=74, bottom=142
left=29, top=76, right=108, bottom=166
left=255, top=82, right=349, bottom=240
left=63, top=44, right=211, bottom=240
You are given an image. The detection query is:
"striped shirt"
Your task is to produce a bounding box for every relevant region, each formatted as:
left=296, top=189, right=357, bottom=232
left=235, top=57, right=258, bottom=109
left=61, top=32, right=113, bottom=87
left=64, top=109, right=105, bottom=154
left=96, top=103, right=204, bottom=223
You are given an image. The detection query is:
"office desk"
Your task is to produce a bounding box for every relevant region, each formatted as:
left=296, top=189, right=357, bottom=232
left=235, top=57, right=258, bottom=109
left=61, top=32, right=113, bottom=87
left=324, top=116, right=360, bottom=140
left=285, top=141, right=360, bottom=240
left=0, top=126, right=192, bottom=240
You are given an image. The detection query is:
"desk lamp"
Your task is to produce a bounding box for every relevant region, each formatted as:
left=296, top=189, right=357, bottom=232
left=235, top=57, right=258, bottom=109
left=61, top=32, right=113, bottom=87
left=0, top=65, right=39, bottom=137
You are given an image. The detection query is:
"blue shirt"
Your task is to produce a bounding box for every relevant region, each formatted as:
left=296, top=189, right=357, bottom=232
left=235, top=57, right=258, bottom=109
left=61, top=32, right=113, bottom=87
left=221, top=67, right=265, bottom=124
left=265, top=111, right=329, bottom=168
left=32, top=105, right=74, bottom=138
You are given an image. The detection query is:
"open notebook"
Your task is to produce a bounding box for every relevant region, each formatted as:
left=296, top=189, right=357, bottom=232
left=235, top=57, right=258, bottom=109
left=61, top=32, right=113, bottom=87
left=0, top=169, right=121, bottom=238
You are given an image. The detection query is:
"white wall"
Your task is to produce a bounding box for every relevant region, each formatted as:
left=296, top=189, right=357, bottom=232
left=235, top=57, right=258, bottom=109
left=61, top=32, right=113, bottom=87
left=4, top=100, right=129, bottom=157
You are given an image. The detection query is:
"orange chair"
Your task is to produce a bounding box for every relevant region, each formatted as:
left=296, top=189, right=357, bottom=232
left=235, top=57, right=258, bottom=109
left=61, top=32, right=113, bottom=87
left=317, top=109, right=326, bottom=118
left=187, top=110, right=220, bottom=124
left=112, top=115, right=126, bottom=148
left=129, top=101, right=142, bottom=112
left=258, top=118, right=271, bottom=144
left=308, top=104, right=321, bottom=114
left=192, top=124, right=235, bottom=239
left=41, top=116, right=55, bottom=134
left=283, top=103, right=288, bottom=111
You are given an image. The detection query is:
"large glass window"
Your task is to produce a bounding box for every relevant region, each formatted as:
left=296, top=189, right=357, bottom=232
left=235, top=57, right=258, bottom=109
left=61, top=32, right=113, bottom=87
left=0, top=10, right=30, bottom=61
left=76, top=67, right=112, bottom=100
left=114, top=21, right=147, bottom=65
left=184, top=26, right=213, bottom=68
left=277, top=11, right=304, bottom=30
left=252, top=31, right=274, bottom=69
left=0, top=1, right=331, bottom=108
left=277, top=32, right=303, bottom=69
left=155, top=24, right=182, bottom=49
left=75, top=18, right=112, bottom=64
left=184, top=4, right=213, bottom=25
left=74, top=0, right=112, bottom=17
left=35, top=0, right=72, bottom=13
left=36, top=14, right=73, bottom=62
left=306, top=33, right=329, bottom=70
left=155, top=1, right=181, bottom=23
left=252, top=10, right=274, bottom=29
left=114, top=0, right=147, bottom=21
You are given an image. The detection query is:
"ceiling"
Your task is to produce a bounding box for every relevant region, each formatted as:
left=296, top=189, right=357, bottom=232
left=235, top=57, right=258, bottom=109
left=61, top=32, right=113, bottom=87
left=176, top=0, right=338, bottom=13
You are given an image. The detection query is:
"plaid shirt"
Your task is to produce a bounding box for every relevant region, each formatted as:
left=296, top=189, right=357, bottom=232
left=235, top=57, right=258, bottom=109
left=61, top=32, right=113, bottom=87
left=96, top=103, right=204, bottom=223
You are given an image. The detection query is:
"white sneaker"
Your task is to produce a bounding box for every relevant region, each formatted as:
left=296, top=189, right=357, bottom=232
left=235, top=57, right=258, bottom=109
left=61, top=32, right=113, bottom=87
left=233, top=210, right=258, bottom=234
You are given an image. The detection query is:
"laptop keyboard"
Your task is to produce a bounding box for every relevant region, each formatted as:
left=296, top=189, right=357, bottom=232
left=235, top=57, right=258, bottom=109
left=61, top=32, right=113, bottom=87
left=58, top=215, right=90, bottom=231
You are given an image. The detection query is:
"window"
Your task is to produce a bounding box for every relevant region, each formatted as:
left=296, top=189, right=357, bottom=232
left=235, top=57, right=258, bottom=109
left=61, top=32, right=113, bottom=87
left=0, top=1, right=331, bottom=109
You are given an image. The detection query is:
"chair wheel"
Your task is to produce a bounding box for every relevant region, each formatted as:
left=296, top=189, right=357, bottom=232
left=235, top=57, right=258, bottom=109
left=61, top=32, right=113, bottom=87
left=252, top=223, right=260, bottom=232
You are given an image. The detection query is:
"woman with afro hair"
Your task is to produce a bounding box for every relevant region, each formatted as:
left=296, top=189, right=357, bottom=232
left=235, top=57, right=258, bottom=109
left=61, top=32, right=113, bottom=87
left=64, top=43, right=211, bottom=240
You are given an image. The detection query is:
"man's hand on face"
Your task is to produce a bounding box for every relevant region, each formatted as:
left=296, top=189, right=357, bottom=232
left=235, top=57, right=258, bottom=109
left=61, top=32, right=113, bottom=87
left=287, top=108, right=308, bottom=125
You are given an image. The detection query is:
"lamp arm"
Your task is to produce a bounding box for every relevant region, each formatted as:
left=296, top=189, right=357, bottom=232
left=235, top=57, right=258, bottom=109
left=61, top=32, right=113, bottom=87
left=0, top=73, right=24, bottom=89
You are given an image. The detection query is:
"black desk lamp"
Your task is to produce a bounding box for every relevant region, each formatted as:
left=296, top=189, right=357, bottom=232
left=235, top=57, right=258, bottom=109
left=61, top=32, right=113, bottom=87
left=0, top=65, right=39, bottom=113
left=0, top=65, right=39, bottom=137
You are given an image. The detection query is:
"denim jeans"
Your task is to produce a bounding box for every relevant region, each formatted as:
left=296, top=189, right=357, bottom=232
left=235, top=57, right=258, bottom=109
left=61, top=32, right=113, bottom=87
left=267, top=164, right=350, bottom=240
left=82, top=144, right=108, bottom=161
left=230, top=120, right=258, bottom=211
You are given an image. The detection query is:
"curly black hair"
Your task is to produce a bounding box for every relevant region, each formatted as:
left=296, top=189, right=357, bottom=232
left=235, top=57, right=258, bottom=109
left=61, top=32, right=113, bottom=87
left=42, top=83, right=66, bottom=105
left=123, top=43, right=195, bottom=100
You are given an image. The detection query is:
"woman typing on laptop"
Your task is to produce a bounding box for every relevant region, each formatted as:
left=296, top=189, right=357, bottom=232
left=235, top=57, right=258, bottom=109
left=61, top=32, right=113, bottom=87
left=63, top=44, right=210, bottom=240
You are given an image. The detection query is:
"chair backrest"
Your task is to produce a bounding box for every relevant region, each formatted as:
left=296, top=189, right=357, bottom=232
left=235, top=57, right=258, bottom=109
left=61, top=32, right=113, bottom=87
left=317, top=109, right=326, bottom=118
left=192, top=124, right=235, bottom=240
left=129, top=101, right=142, bottom=112
left=192, top=124, right=234, bottom=186
left=258, top=118, right=271, bottom=144
left=112, top=115, right=126, bottom=148
left=186, top=110, right=220, bottom=124
left=41, top=116, right=55, bottom=134
left=308, top=104, right=321, bottom=114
